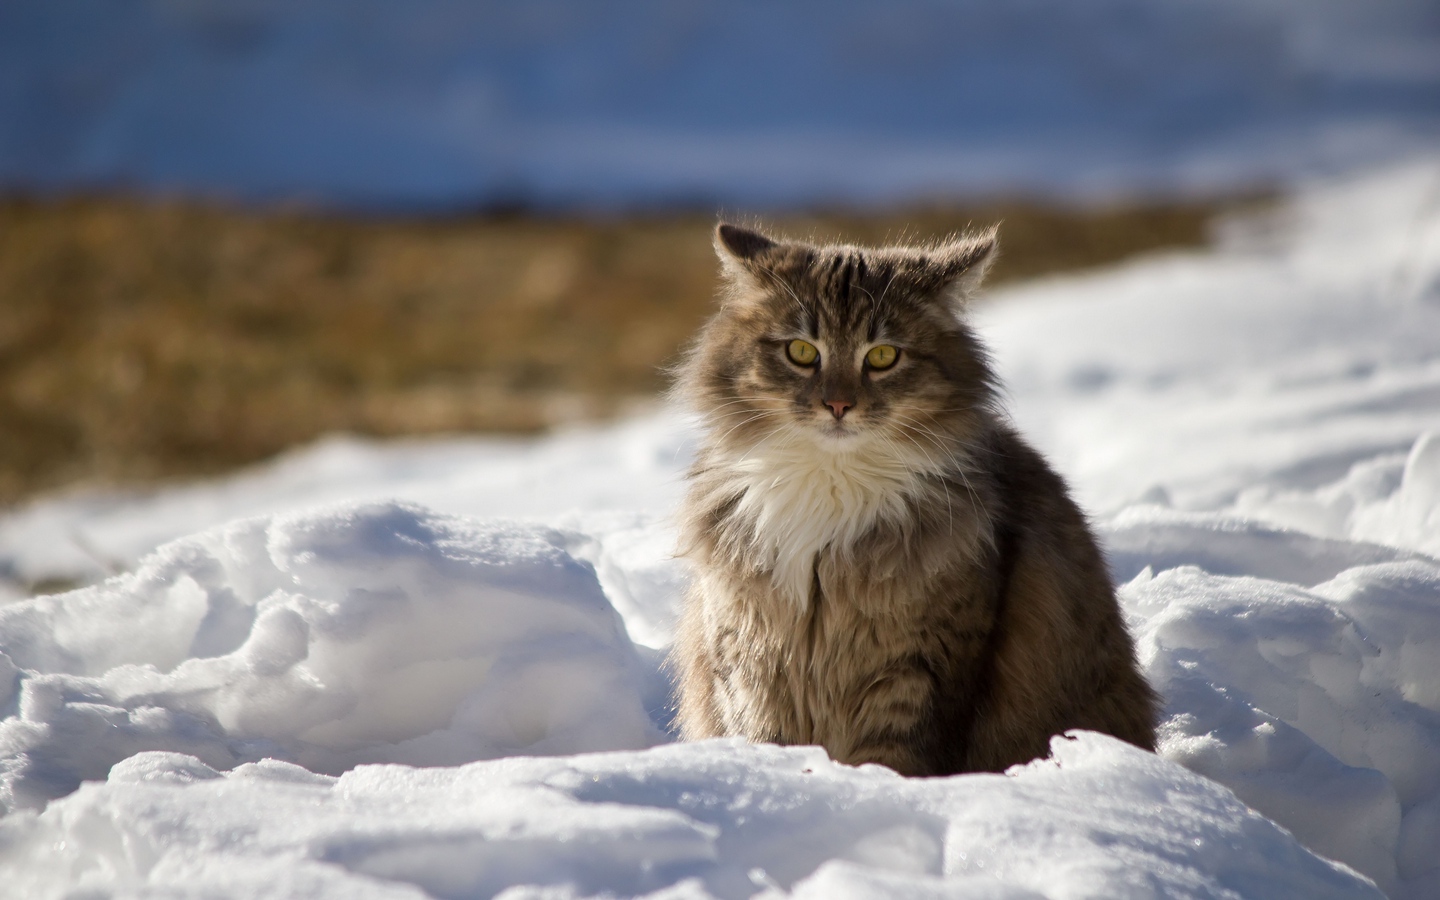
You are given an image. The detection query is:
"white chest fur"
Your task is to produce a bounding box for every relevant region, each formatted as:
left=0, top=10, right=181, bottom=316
left=713, top=429, right=944, bottom=606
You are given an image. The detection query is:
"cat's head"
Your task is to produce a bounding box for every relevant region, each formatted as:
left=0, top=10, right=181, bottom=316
left=676, top=222, right=1000, bottom=459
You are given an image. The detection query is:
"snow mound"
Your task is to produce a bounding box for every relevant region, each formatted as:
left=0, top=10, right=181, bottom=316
left=1237, top=431, right=1440, bottom=561
left=0, top=734, right=1378, bottom=900
left=0, top=501, right=664, bottom=812
left=1129, top=558, right=1440, bottom=891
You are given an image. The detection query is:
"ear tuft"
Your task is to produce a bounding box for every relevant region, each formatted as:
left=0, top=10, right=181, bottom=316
left=935, top=227, right=999, bottom=303
left=715, top=223, right=777, bottom=262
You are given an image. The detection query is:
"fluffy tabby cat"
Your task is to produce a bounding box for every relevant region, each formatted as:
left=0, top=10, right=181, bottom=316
left=671, top=222, right=1157, bottom=776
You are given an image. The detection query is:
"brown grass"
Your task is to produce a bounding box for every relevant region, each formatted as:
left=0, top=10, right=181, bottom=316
left=0, top=195, right=1231, bottom=505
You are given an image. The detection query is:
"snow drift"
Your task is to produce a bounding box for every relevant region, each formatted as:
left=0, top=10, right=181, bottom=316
left=1, top=160, right=1439, bottom=896
left=0, top=503, right=664, bottom=813
left=0, top=736, right=1379, bottom=899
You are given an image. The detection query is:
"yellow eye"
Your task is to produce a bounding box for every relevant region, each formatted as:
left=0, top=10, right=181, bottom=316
left=786, top=339, right=819, bottom=366
left=866, top=344, right=899, bottom=370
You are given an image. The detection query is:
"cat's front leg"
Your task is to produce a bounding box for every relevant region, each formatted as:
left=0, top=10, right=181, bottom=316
left=829, top=661, right=938, bottom=776
left=671, top=585, right=729, bottom=739
left=673, top=583, right=794, bottom=743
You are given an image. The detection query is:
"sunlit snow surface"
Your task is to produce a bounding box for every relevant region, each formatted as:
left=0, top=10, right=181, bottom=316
left=3, top=160, right=1440, bottom=897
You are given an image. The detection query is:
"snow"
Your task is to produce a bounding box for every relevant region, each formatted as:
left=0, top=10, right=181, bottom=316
left=0, top=737, right=1381, bottom=900
left=0, top=503, right=667, bottom=815
left=2, top=1, right=1439, bottom=209
left=2, top=160, right=1440, bottom=896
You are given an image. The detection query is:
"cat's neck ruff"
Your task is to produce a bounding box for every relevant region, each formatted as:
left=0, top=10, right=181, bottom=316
left=712, top=425, right=950, bottom=606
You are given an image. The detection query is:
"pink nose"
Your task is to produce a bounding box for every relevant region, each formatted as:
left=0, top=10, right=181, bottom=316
left=825, top=399, right=853, bottom=419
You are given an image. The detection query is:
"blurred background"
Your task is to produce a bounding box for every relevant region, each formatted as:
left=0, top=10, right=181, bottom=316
left=2, top=0, right=1438, bottom=506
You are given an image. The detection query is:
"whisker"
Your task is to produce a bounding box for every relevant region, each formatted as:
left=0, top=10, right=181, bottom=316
left=894, top=420, right=980, bottom=456
left=704, top=397, right=767, bottom=411
left=704, top=402, right=769, bottom=418
left=738, top=421, right=803, bottom=467
left=879, top=429, right=954, bottom=539
left=890, top=414, right=997, bottom=457
left=896, top=420, right=968, bottom=454
left=705, top=406, right=783, bottom=437
left=709, top=410, right=777, bottom=447
left=877, top=266, right=900, bottom=307
left=754, top=262, right=809, bottom=324
left=889, top=419, right=994, bottom=535
left=885, top=404, right=977, bottom=413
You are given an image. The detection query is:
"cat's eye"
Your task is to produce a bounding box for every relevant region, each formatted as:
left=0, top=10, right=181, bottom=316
left=786, top=339, right=820, bottom=366
left=866, top=345, right=899, bottom=370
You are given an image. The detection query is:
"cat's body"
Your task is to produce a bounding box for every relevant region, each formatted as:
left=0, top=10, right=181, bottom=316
left=671, top=224, right=1157, bottom=776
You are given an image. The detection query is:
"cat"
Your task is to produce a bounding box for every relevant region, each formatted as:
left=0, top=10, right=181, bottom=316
left=670, top=222, right=1158, bottom=776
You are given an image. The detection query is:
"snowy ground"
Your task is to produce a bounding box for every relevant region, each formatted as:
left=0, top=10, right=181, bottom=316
left=3, top=1, right=1439, bottom=209
left=3, top=159, right=1440, bottom=897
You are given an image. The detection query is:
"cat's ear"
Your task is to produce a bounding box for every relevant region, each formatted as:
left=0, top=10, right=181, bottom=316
left=714, top=223, right=780, bottom=286
left=932, top=227, right=999, bottom=305
left=716, top=223, right=777, bottom=262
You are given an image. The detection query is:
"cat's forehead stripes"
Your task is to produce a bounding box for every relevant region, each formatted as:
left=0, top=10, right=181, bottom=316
left=715, top=223, right=999, bottom=352
left=783, top=249, right=909, bottom=344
